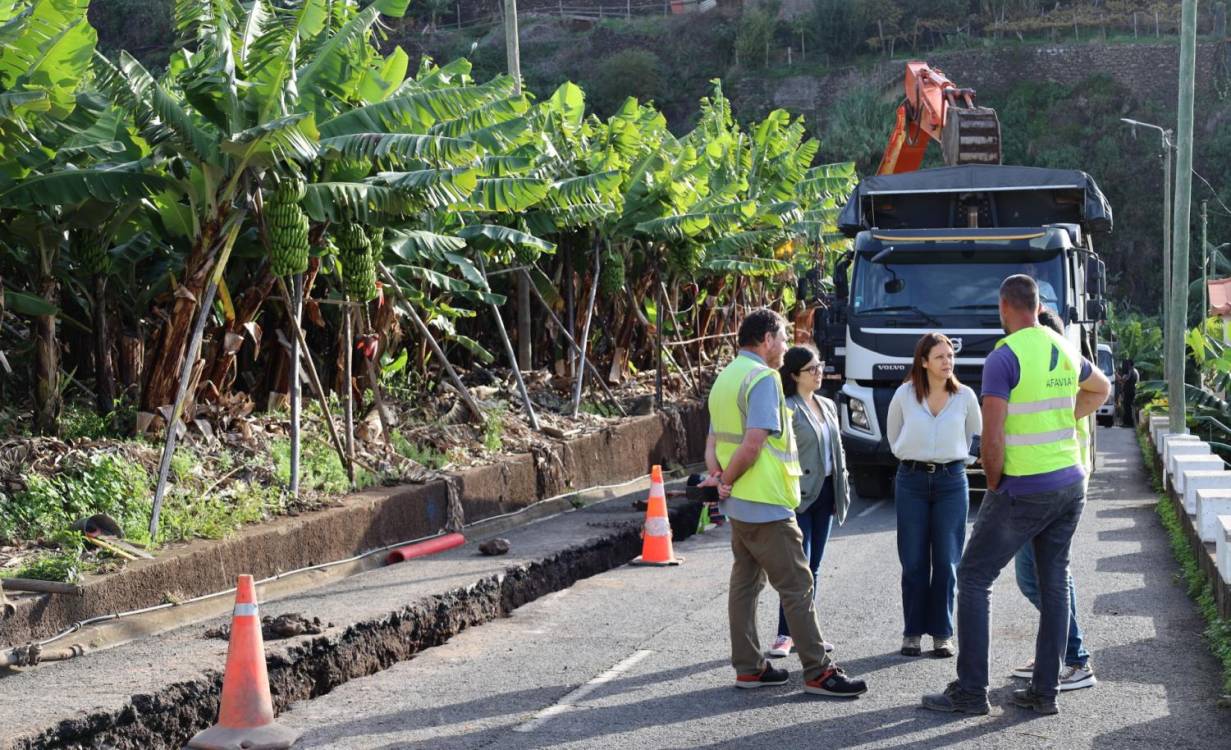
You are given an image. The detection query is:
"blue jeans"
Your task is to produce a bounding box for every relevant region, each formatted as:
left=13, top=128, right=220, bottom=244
left=776, top=477, right=835, bottom=637
left=895, top=462, right=968, bottom=638
left=1016, top=543, right=1090, bottom=667
left=956, top=480, right=1086, bottom=699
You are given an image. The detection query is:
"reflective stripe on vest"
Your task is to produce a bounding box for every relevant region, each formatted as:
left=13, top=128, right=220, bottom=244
left=997, top=326, right=1082, bottom=477
left=707, top=354, right=802, bottom=508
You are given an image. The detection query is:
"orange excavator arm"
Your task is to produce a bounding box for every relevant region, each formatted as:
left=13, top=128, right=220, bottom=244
left=876, top=61, right=1002, bottom=175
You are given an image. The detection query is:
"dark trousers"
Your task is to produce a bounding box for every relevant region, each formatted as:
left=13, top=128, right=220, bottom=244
left=1121, top=388, right=1136, bottom=427
left=956, top=479, right=1086, bottom=699
left=776, top=477, right=836, bottom=637
left=895, top=462, right=968, bottom=638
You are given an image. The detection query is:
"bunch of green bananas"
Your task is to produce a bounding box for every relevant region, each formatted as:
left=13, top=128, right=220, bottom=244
left=265, top=177, right=310, bottom=277
left=599, top=249, right=625, bottom=295
left=335, top=222, right=378, bottom=301
left=75, top=232, right=110, bottom=276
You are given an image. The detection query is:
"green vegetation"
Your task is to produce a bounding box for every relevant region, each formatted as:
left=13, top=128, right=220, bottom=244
left=1138, top=429, right=1231, bottom=693
left=390, top=430, right=449, bottom=469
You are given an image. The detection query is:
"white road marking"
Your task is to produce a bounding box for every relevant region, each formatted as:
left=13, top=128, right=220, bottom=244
left=513, top=649, right=655, bottom=732
left=857, top=500, right=887, bottom=518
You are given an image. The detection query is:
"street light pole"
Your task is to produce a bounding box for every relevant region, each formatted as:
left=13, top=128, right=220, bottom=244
left=1121, top=117, right=1175, bottom=381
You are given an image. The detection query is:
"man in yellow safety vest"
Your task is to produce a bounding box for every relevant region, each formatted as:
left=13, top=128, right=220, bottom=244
left=922, top=275, right=1110, bottom=716
left=704, top=308, right=867, bottom=697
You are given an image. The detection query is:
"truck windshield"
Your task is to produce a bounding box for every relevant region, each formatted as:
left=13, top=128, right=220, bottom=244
left=851, top=251, right=1065, bottom=319
left=1097, top=348, right=1114, bottom=377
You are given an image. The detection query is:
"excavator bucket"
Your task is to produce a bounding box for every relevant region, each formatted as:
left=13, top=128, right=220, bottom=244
left=941, top=107, right=1002, bottom=166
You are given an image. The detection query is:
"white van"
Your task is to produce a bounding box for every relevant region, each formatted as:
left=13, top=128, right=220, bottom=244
left=1096, top=343, right=1116, bottom=426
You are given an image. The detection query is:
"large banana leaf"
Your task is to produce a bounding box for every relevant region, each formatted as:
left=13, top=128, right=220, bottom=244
left=456, top=224, right=554, bottom=256
left=246, top=0, right=328, bottom=121
left=0, top=165, right=169, bottom=207
left=221, top=113, right=319, bottom=166
left=96, top=51, right=221, bottom=164
left=295, top=4, right=383, bottom=117
left=319, top=132, right=478, bottom=167
left=375, top=167, right=478, bottom=209
left=465, top=177, right=550, bottom=213
left=319, top=78, right=516, bottom=138
left=301, top=180, right=414, bottom=222
left=385, top=229, right=467, bottom=261
left=0, top=0, right=95, bottom=118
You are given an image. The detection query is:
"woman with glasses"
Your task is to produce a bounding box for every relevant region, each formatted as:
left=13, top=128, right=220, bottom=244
left=766, top=345, right=851, bottom=659
left=886, top=332, right=981, bottom=658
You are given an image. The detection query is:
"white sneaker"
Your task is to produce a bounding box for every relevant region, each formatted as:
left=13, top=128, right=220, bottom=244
left=1059, top=663, right=1097, bottom=691
left=1011, top=658, right=1034, bottom=678
left=767, top=635, right=793, bottom=658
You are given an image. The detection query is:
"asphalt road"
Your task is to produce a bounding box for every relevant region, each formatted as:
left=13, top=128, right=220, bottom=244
left=283, top=426, right=1231, bottom=749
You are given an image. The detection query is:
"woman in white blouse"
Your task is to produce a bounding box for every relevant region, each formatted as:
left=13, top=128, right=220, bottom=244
left=886, top=332, right=981, bottom=658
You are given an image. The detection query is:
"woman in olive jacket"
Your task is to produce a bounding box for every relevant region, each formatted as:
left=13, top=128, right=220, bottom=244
left=766, top=344, right=851, bottom=659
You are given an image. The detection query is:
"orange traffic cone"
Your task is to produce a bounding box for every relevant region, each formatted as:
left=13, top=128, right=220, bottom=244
left=187, top=575, right=300, bottom=750
left=631, top=465, right=683, bottom=566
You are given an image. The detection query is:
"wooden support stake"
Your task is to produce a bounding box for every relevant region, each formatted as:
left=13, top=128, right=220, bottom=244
left=359, top=305, right=395, bottom=437
left=520, top=269, right=626, bottom=415
left=276, top=276, right=354, bottom=485
left=571, top=242, right=601, bottom=415
left=477, top=253, right=540, bottom=431
left=289, top=272, right=302, bottom=498
left=343, top=300, right=355, bottom=466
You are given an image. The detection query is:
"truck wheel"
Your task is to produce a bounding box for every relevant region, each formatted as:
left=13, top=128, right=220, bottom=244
left=852, top=469, right=893, bottom=500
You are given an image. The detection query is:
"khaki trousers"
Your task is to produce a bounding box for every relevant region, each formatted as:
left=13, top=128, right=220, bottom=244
left=729, top=517, right=835, bottom=681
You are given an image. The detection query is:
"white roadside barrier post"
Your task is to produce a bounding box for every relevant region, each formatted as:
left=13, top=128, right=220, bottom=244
left=1197, top=490, right=1231, bottom=544
left=1160, top=432, right=1200, bottom=461
left=1182, top=469, right=1231, bottom=516
left=1218, top=516, right=1231, bottom=585
left=1169, top=449, right=1218, bottom=494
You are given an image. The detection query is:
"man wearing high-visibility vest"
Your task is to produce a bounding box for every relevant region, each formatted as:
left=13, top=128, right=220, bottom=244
left=703, top=308, right=868, bottom=698
left=922, top=275, right=1110, bottom=716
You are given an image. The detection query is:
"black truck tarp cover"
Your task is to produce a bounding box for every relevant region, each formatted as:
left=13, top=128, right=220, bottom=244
left=837, top=164, right=1113, bottom=238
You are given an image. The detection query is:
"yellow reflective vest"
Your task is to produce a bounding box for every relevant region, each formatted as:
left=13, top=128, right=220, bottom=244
left=708, top=353, right=802, bottom=508
left=997, top=326, right=1082, bottom=477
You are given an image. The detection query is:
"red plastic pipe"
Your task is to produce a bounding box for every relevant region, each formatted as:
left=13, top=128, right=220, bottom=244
left=385, top=532, right=466, bottom=565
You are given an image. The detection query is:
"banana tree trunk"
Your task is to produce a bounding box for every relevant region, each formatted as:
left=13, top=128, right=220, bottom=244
left=34, top=244, right=59, bottom=436
left=203, top=266, right=275, bottom=397
left=93, top=273, right=115, bottom=415
left=142, top=219, right=221, bottom=412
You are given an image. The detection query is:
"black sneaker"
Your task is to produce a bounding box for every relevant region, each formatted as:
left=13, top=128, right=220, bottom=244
left=735, top=663, right=789, bottom=689
left=920, top=680, right=991, bottom=715
left=1010, top=686, right=1059, bottom=715
left=804, top=665, right=867, bottom=697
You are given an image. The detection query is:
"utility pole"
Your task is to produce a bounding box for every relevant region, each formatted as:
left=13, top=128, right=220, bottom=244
left=1167, top=0, right=1199, bottom=434
left=504, top=0, right=532, bottom=372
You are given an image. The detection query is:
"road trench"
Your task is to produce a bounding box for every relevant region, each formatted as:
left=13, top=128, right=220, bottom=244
left=7, top=485, right=704, bottom=750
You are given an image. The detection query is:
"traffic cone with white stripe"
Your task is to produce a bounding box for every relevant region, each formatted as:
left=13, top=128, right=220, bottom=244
left=631, top=465, right=683, bottom=566
left=187, top=575, right=300, bottom=750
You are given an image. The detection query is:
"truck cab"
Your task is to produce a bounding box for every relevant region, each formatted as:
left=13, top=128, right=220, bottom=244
left=816, top=165, right=1112, bottom=499
left=1096, top=343, right=1116, bottom=426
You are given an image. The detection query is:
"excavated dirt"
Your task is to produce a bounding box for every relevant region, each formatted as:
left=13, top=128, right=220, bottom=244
left=11, top=501, right=702, bottom=750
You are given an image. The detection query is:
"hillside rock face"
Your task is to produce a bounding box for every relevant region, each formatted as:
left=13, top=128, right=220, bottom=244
left=732, top=42, right=1226, bottom=125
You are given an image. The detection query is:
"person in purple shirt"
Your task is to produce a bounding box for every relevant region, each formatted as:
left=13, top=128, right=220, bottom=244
left=922, top=274, right=1110, bottom=717
left=1001, top=308, right=1097, bottom=691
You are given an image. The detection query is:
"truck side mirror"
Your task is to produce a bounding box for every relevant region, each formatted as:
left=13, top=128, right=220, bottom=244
left=1086, top=299, right=1107, bottom=322
left=1085, top=258, right=1106, bottom=297
left=834, top=254, right=851, bottom=299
